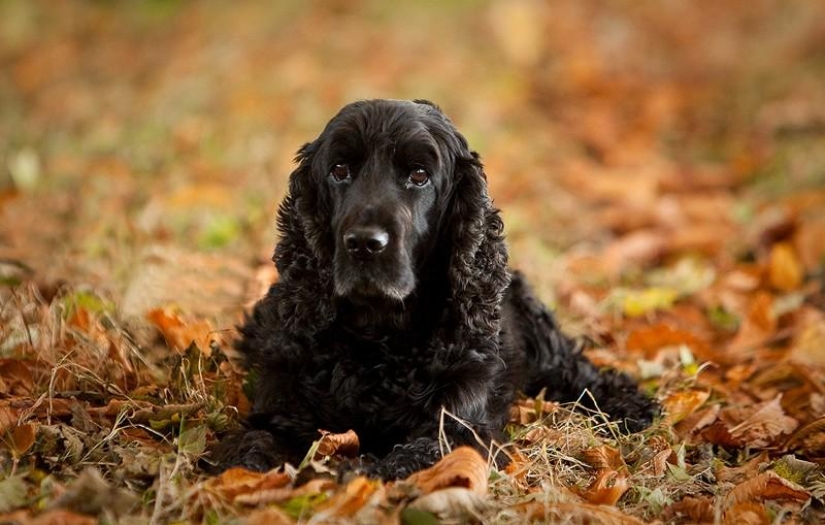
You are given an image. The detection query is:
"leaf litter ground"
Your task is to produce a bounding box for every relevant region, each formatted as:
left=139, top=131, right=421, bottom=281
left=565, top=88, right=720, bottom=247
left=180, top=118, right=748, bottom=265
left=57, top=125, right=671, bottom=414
left=1, top=1, right=825, bottom=523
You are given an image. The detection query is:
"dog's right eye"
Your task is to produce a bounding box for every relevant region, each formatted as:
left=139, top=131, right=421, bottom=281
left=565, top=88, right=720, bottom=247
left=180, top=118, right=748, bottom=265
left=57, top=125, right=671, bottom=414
left=330, top=164, right=351, bottom=182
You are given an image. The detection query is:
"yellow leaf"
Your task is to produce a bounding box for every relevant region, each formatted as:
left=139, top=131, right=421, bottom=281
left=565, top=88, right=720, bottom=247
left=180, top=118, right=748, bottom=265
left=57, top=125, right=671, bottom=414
left=618, top=287, right=679, bottom=317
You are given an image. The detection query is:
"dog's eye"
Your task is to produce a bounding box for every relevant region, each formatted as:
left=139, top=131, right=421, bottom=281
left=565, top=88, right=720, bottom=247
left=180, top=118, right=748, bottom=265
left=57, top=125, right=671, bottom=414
left=330, top=164, right=351, bottom=182
left=408, top=167, right=430, bottom=187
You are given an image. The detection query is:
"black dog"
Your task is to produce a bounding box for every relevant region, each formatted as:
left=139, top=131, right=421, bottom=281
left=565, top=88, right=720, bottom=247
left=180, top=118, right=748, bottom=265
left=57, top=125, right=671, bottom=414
left=221, top=99, right=657, bottom=479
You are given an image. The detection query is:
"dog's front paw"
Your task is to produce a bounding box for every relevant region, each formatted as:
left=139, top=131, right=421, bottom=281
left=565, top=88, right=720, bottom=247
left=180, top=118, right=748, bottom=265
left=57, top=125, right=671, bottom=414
left=601, top=383, right=660, bottom=433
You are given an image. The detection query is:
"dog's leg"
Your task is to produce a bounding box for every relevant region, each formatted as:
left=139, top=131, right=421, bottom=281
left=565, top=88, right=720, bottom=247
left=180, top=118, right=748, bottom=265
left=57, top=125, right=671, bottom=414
left=504, top=272, right=659, bottom=432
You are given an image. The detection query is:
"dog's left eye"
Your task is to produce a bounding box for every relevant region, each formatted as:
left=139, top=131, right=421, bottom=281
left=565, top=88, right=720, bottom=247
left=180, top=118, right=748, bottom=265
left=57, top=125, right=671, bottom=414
left=330, top=164, right=351, bottom=182
left=408, top=167, right=430, bottom=187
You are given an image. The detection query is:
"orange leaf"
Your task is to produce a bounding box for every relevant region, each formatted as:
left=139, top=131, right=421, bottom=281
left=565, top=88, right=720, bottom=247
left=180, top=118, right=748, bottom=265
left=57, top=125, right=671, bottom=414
left=576, top=469, right=630, bottom=505
left=663, top=390, right=711, bottom=425
left=515, top=501, right=647, bottom=525
left=404, top=447, right=488, bottom=496
left=784, top=417, right=825, bottom=458
left=768, top=242, right=803, bottom=292
left=664, top=496, right=715, bottom=523
left=205, top=467, right=291, bottom=502
left=0, top=359, right=34, bottom=396
left=580, top=446, right=627, bottom=472
left=723, top=502, right=770, bottom=525
left=626, top=323, right=708, bottom=359
left=319, top=476, right=380, bottom=518
left=724, top=471, right=809, bottom=507
left=5, top=423, right=37, bottom=457
left=146, top=307, right=218, bottom=354
left=315, top=429, right=360, bottom=458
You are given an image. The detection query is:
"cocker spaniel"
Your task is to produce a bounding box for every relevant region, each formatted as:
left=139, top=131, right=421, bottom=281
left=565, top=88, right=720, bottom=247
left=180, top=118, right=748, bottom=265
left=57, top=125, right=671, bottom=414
left=219, top=99, right=658, bottom=479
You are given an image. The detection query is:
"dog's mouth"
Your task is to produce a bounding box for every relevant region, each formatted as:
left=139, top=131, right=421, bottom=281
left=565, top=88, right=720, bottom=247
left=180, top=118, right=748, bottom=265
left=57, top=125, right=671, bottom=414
left=333, top=250, right=416, bottom=303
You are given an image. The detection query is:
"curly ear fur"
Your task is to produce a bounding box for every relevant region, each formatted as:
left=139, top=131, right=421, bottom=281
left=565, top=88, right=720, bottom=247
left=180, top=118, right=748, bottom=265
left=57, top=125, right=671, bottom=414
left=444, top=152, right=511, bottom=345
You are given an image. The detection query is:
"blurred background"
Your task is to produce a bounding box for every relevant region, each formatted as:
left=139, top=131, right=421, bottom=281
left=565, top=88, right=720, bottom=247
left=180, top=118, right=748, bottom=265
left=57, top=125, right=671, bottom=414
left=1, top=0, right=824, bottom=323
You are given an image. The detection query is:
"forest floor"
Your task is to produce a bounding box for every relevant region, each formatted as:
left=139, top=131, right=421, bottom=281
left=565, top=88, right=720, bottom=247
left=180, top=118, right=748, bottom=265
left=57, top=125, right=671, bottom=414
left=2, top=1, right=825, bottom=523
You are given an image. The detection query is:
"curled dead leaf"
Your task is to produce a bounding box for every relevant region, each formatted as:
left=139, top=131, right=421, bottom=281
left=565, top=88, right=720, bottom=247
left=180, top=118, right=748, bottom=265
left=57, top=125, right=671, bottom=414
left=783, top=417, right=825, bottom=458
left=233, top=478, right=333, bottom=507
left=404, top=446, right=488, bottom=496
left=315, top=429, right=360, bottom=458
left=576, top=469, right=630, bottom=506
left=724, top=471, right=809, bottom=508
left=580, top=445, right=626, bottom=472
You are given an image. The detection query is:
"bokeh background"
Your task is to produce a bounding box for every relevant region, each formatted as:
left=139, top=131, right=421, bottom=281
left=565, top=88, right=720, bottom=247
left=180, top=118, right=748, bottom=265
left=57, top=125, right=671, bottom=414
left=3, top=1, right=825, bottom=522
left=3, top=0, right=823, bottom=322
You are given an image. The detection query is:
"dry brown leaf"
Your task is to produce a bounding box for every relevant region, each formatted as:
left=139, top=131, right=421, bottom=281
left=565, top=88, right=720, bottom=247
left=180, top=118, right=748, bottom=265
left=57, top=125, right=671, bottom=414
left=0, top=359, right=35, bottom=396
left=0, top=402, right=21, bottom=436
left=513, top=501, right=647, bottom=525
left=603, top=230, right=667, bottom=277
left=243, top=506, right=294, bottom=525
left=724, top=471, right=809, bottom=507
left=664, top=496, right=715, bottom=523
left=580, top=445, right=626, bottom=472
left=783, top=417, right=825, bottom=458
left=404, top=446, right=488, bottom=496
left=315, top=429, right=360, bottom=458
left=663, top=390, right=711, bottom=425
left=675, top=403, right=721, bottom=438
left=768, top=242, right=803, bottom=292
left=146, top=307, right=218, bottom=355
left=576, top=469, right=630, bottom=505
left=408, top=487, right=487, bottom=520
left=715, top=452, right=769, bottom=484
left=727, top=292, right=776, bottom=360
left=727, top=395, right=798, bottom=447
left=788, top=307, right=825, bottom=368
left=205, top=467, right=291, bottom=502
left=318, top=476, right=380, bottom=518
left=793, top=217, right=825, bottom=273
left=723, top=502, right=770, bottom=525
left=5, top=423, right=37, bottom=457
left=233, top=478, right=333, bottom=507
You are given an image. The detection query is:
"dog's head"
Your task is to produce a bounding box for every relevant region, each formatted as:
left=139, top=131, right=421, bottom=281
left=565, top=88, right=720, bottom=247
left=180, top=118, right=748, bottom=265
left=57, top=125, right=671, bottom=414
left=277, top=99, right=508, bottom=328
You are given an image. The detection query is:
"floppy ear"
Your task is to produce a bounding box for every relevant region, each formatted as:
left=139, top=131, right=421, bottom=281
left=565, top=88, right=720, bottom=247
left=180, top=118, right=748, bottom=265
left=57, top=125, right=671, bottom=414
left=445, top=152, right=510, bottom=342
left=269, top=142, right=336, bottom=330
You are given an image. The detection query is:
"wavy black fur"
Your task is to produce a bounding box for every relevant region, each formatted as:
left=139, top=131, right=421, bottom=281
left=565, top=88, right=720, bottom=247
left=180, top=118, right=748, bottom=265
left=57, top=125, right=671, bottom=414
left=218, top=99, right=658, bottom=479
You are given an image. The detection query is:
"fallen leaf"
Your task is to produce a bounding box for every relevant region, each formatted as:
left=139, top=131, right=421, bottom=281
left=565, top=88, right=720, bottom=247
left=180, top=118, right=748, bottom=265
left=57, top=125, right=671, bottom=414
left=0, top=475, right=27, bottom=513
left=784, top=417, right=825, bottom=458
left=0, top=359, right=34, bottom=396
left=4, top=423, right=37, bottom=457
left=580, top=446, right=626, bottom=472
left=663, top=390, right=711, bottom=425
left=234, top=478, right=333, bottom=507
left=407, top=487, right=487, bottom=521
left=244, top=506, right=294, bottom=525
left=404, top=447, right=488, bottom=496
left=664, top=495, right=715, bottom=523
left=723, top=501, right=770, bottom=525
left=317, top=476, right=380, bottom=518
left=768, top=242, right=803, bottom=291
left=615, top=287, right=680, bottom=318
left=727, top=395, right=798, bottom=448
left=724, top=471, right=809, bottom=507
left=576, top=469, right=630, bottom=505
left=31, top=509, right=97, bottom=525
left=205, top=467, right=291, bottom=502
left=315, top=429, right=360, bottom=458
left=146, top=307, right=218, bottom=355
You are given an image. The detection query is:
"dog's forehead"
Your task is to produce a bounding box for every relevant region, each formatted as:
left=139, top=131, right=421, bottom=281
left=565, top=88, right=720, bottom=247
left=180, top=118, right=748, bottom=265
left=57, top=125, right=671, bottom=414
left=323, top=100, right=451, bottom=150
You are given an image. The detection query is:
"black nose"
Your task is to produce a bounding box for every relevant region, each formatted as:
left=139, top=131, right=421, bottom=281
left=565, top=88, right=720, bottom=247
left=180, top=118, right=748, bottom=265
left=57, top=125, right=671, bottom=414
left=344, top=227, right=389, bottom=258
